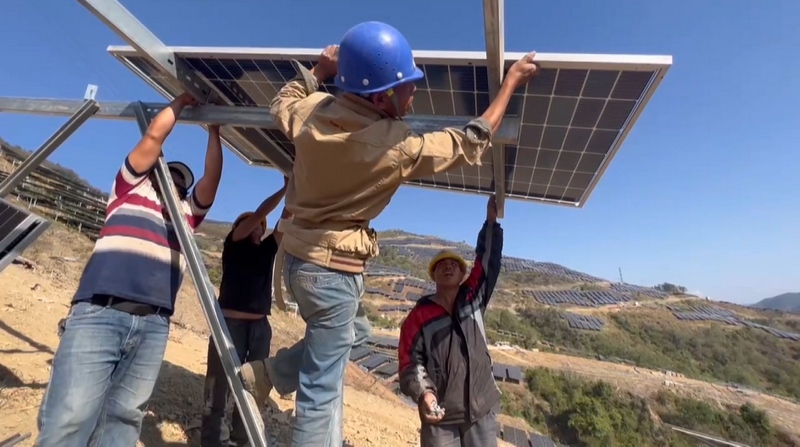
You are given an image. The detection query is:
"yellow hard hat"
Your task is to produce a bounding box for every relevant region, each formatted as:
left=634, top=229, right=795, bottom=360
left=428, top=250, right=467, bottom=280
left=232, top=211, right=266, bottom=230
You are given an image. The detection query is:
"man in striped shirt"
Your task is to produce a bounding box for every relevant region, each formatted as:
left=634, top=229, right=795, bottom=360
left=36, top=92, right=223, bottom=447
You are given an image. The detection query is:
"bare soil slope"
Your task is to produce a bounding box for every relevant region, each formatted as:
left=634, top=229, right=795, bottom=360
left=0, top=225, right=521, bottom=446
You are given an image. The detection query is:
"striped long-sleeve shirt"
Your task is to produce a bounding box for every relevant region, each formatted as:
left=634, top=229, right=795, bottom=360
left=72, top=157, right=210, bottom=314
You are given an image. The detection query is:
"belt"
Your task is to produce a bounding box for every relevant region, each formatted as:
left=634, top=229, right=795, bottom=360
left=88, top=295, right=169, bottom=317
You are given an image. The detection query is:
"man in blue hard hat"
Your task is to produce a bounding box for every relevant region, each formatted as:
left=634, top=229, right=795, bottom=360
left=239, top=21, right=540, bottom=446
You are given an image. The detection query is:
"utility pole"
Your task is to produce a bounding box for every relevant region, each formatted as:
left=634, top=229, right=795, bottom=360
left=618, top=267, right=624, bottom=283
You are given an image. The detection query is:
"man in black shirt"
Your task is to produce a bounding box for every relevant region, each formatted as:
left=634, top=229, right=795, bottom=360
left=201, top=179, right=288, bottom=447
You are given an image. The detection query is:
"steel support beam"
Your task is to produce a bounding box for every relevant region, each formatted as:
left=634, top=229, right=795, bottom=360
left=0, top=97, right=522, bottom=145
left=0, top=99, right=99, bottom=198
left=132, top=103, right=271, bottom=447
left=76, top=0, right=290, bottom=173
left=482, top=0, right=507, bottom=218
left=77, top=0, right=215, bottom=104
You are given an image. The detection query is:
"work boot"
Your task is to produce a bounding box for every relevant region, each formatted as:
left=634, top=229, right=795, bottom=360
left=239, top=359, right=273, bottom=407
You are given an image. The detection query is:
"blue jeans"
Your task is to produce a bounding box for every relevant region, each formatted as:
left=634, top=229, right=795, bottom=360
left=36, top=301, right=170, bottom=446
left=268, top=253, right=370, bottom=447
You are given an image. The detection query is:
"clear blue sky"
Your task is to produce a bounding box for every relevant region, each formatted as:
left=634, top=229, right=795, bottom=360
left=0, top=1, right=797, bottom=303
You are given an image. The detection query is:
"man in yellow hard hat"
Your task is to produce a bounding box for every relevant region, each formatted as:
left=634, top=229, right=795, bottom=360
left=398, top=195, right=504, bottom=447
left=200, top=178, right=289, bottom=447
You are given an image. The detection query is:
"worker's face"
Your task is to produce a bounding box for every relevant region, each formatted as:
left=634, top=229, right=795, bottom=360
left=373, top=82, right=416, bottom=118
left=151, top=170, right=188, bottom=200
left=393, top=82, right=416, bottom=117
left=433, top=258, right=463, bottom=288
left=169, top=170, right=186, bottom=189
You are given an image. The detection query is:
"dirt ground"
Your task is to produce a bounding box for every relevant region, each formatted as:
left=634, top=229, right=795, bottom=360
left=0, top=225, right=520, bottom=446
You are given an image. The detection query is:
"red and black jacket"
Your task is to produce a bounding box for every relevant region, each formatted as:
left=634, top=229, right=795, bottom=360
left=398, top=220, right=503, bottom=425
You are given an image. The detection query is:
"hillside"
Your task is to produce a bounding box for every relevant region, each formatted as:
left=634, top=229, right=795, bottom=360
left=752, top=293, right=800, bottom=313
left=2, top=141, right=800, bottom=445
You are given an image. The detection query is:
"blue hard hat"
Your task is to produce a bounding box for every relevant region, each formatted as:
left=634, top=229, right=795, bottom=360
left=335, top=21, right=424, bottom=95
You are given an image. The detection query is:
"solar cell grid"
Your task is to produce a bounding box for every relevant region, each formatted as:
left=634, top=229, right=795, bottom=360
left=111, top=47, right=670, bottom=207
left=0, top=202, right=28, bottom=238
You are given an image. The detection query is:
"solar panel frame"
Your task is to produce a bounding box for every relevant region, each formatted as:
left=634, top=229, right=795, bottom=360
left=108, top=45, right=671, bottom=207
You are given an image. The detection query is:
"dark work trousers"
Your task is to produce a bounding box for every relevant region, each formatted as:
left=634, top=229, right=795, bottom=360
left=200, top=316, right=272, bottom=447
left=420, top=408, right=498, bottom=447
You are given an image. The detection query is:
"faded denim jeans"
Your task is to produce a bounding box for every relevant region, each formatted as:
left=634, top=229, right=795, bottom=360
left=267, top=253, right=371, bottom=447
left=36, top=301, right=169, bottom=447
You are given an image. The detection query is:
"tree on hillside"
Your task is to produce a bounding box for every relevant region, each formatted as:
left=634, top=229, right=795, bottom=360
left=654, top=282, right=687, bottom=294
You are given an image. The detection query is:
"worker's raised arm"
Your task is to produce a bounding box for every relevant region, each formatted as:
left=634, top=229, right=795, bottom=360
left=398, top=53, right=540, bottom=180
left=398, top=311, right=437, bottom=403
left=270, top=46, right=338, bottom=140
left=459, top=196, right=504, bottom=313
left=116, top=93, right=196, bottom=197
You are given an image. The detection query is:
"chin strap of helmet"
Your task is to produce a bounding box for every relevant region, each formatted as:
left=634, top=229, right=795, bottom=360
left=385, top=88, right=404, bottom=121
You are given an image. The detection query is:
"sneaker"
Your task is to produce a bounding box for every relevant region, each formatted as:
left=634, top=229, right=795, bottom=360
left=239, top=359, right=273, bottom=407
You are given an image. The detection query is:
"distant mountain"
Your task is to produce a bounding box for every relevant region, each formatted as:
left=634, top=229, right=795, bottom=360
left=750, top=292, right=800, bottom=312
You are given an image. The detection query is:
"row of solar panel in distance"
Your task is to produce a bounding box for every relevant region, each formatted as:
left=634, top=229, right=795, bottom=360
left=377, top=305, right=413, bottom=313
left=522, top=289, right=632, bottom=307
left=363, top=265, right=411, bottom=277
left=369, top=257, right=665, bottom=301
left=562, top=313, right=606, bottom=331
left=738, top=320, right=800, bottom=341
left=665, top=307, right=800, bottom=341
left=609, top=282, right=668, bottom=298
left=380, top=236, right=460, bottom=247
left=382, top=244, right=606, bottom=283
left=492, top=363, right=524, bottom=384
left=364, top=286, right=420, bottom=304
left=665, top=305, right=735, bottom=318
left=673, top=312, right=740, bottom=325
left=349, top=347, right=400, bottom=376
left=498, top=425, right=559, bottom=447
left=366, top=336, right=400, bottom=350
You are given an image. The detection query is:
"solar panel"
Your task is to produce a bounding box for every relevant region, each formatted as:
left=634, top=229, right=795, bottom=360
left=360, top=354, right=391, bottom=370
left=506, top=365, right=523, bottom=383
left=349, top=346, right=371, bottom=362
left=374, top=361, right=399, bottom=377
left=492, top=364, right=507, bottom=381
left=0, top=198, right=51, bottom=274
left=109, top=46, right=671, bottom=207
left=530, top=433, right=558, bottom=447
left=503, top=426, right=528, bottom=447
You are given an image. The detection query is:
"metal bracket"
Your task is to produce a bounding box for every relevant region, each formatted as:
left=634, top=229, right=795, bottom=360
left=0, top=98, right=99, bottom=198
left=77, top=0, right=215, bottom=104
left=132, top=103, right=271, bottom=447
left=84, top=84, right=98, bottom=100
left=482, top=0, right=507, bottom=218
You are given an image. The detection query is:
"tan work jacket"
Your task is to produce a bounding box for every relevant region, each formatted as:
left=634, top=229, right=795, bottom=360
left=273, top=61, right=494, bottom=274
